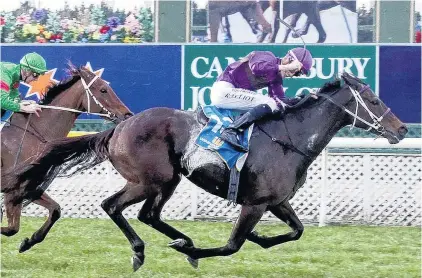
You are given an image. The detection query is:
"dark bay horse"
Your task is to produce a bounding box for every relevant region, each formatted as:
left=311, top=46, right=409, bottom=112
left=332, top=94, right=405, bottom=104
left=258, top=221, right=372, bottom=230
left=224, top=0, right=355, bottom=43
left=2, top=73, right=407, bottom=271
left=1, top=65, right=133, bottom=252
left=209, top=0, right=272, bottom=42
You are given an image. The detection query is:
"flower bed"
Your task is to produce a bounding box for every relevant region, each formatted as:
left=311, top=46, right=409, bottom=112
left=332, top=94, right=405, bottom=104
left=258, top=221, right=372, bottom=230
left=0, top=4, right=154, bottom=43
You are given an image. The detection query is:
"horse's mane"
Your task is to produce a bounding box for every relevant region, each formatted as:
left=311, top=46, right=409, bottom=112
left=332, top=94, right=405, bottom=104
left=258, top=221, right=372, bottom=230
left=285, top=79, right=342, bottom=112
left=318, top=78, right=342, bottom=94
left=38, top=63, right=83, bottom=105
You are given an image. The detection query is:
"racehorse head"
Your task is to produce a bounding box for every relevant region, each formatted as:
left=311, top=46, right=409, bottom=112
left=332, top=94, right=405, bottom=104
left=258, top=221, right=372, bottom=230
left=340, top=72, right=407, bottom=144
left=70, top=65, right=133, bottom=123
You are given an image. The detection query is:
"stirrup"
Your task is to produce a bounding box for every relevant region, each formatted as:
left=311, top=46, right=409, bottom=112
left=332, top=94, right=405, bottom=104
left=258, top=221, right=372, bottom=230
left=220, top=130, right=247, bottom=152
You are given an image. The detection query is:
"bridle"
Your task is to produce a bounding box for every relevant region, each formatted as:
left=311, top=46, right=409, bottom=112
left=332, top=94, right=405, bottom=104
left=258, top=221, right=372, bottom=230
left=261, top=79, right=394, bottom=159
left=3, top=72, right=117, bottom=169
left=316, top=83, right=392, bottom=136
left=38, top=74, right=115, bottom=119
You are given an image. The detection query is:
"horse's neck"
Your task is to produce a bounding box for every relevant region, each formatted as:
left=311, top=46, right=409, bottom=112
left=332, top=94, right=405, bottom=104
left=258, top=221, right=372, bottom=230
left=24, top=81, right=84, bottom=140
left=279, top=97, right=349, bottom=157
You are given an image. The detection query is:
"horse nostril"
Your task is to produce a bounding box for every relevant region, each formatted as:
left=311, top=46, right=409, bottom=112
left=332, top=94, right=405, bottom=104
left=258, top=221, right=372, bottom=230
left=124, top=113, right=133, bottom=119
left=398, top=125, right=408, bottom=136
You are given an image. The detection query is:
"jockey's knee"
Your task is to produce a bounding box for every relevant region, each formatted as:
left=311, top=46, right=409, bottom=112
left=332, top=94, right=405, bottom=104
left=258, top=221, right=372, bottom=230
left=210, top=81, right=233, bottom=107
left=265, top=98, right=279, bottom=112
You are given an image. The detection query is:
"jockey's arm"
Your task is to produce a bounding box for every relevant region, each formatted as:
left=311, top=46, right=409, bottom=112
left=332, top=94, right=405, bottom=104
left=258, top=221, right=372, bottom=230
left=268, top=81, right=285, bottom=99
left=268, top=82, right=287, bottom=109
left=0, top=77, right=21, bottom=112
left=248, top=51, right=279, bottom=78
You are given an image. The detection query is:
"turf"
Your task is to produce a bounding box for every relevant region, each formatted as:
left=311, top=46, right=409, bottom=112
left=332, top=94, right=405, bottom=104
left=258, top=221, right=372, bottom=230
left=1, top=217, right=420, bottom=278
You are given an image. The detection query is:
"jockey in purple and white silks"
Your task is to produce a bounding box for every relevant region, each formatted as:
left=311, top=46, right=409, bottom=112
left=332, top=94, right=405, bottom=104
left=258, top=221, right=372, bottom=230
left=211, top=47, right=313, bottom=152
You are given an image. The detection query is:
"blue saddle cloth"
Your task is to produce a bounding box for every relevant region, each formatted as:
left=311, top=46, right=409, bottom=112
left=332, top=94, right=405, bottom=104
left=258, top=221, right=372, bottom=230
left=195, top=105, right=253, bottom=170
left=1, top=110, right=13, bottom=123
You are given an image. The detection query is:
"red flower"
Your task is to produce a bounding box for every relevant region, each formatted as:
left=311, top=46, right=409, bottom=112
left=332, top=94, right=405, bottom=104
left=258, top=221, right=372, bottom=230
left=56, top=33, right=63, bottom=39
left=99, top=25, right=110, bottom=34
left=50, top=34, right=57, bottom=40
left=0, top=16, right=5, bottom=26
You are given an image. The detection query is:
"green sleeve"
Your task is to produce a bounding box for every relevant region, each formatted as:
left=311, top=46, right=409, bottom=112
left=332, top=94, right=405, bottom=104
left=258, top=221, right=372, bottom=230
left=0, top=66, right=21, bottom=112
left=1, top=90, right=21, bottom=112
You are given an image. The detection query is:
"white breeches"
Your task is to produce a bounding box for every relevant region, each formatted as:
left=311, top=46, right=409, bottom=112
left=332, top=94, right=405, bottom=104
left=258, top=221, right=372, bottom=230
left=210, top=81, right=279, bottom=112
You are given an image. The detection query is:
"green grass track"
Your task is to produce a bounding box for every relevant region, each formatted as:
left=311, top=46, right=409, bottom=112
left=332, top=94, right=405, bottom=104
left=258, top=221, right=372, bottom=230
left=1, top=217, right=420, bottom=278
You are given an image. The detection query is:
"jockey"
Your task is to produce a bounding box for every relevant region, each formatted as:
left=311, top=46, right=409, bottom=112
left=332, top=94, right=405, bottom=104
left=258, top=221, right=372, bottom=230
left=1, top=52, right=46, bottom=118
left=210, top=47, right=313, bottom=152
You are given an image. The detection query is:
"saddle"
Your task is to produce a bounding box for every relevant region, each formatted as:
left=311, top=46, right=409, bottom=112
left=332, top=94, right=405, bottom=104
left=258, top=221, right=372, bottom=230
left=194, top=106, right=252, bottom=205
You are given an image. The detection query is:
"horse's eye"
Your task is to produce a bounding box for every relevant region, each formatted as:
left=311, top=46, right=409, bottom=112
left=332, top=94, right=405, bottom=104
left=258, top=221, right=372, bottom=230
left=370, top=99, right=380, bottom=105
left=100, top=89, right=107, bottom=94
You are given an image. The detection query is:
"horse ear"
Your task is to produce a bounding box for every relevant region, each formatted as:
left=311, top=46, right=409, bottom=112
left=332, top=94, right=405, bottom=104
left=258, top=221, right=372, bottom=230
left=340, top=72, right=354, bottom=86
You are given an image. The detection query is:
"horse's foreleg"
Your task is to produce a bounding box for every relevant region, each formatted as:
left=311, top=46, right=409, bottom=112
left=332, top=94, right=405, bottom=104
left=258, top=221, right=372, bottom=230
left=1, top=193, right=22, bottom=236
left=247, top=201, right=303, bottom=249
left=169, top=204, right=266, bottom=260
left=101, top=182, right=148, bottom=271
left=18, top=192, right=61, bottom=253
left=292, top=17, right=312, bottom=38
left=223, top=17, right=233, bottom=42
left=253, top=2, right=272, bottom=34
left=282, top=13, right=300, bottom=43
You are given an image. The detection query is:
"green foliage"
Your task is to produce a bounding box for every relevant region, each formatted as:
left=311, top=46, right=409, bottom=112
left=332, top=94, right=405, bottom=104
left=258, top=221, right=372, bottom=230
left=89, top=6, right=105, bottom=26
left=45, top=11, right=61, bottom=33
left=137, top=7, right=154, bottom=42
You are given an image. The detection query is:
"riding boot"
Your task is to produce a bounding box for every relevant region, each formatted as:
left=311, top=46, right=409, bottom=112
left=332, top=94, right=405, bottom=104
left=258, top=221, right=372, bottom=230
left=220, top=104, right=278, bottom=152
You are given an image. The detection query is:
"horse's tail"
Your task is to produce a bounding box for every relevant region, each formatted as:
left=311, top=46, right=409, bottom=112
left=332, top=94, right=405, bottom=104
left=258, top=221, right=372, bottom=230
left=1, top=127, right=115, bottom=198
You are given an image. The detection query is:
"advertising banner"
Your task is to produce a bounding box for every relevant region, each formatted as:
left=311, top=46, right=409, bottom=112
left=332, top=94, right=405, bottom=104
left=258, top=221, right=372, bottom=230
left=183, top=44, right=376, bottom=110
left=1, top=45, right=181, bottom=118
left=379, top=46, right=421, bottom=123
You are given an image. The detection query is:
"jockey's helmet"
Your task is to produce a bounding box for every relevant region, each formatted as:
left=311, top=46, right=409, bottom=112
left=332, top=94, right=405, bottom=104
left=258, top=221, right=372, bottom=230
left=20, top=52, right=48, bottom=74
left=286, top=48, right=313, bottom=75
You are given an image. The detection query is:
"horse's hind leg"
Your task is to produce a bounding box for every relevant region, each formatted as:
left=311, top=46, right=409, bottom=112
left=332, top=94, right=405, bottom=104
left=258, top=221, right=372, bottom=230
left=101, top=182, right=149, bottom=271
left=308, top=3, right=326, bottom=43
left=246, top=201, right=303, bottom=249
left=137, top=176, right=198, bottom=267
left=1, top=193, right=22, bottom=236
left=138, top=177, right=194, bottom=245
left=209, top=9, right=221, bottom=42
left=269, top=2, right=280, bottom=43
left=169, top=204, right=266, bottom=260
left=18, top=192, right=61, bottom=252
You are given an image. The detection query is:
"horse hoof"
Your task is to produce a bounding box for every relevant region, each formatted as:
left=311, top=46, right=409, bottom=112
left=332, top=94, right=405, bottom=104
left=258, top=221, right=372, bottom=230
left=19, top=237, right=31, bottom=253
left=186, top=256, right=199, bottom=269
left=131, top=253, right=145, bottom=272
left=168, top=238, right=187, bottom=249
